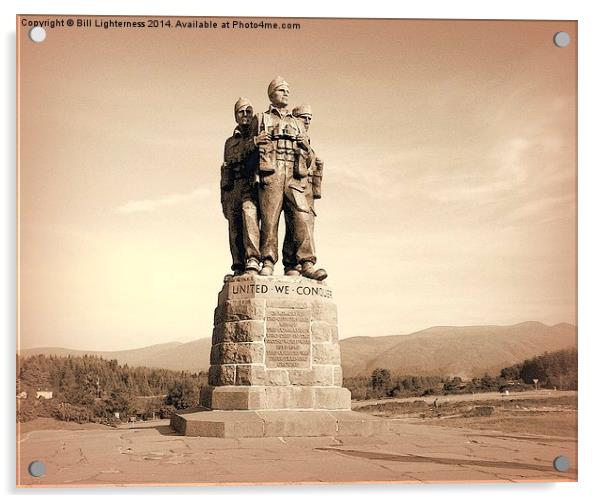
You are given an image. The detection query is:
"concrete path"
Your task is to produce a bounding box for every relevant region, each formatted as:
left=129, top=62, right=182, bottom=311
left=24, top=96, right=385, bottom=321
left=17, top=420, right=576, bottom=487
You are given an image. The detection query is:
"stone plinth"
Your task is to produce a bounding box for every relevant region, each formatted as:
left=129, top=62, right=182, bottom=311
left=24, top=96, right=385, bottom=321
left=203, top=275, right=351, bottom=411
left=171, top=408, right=389, bottom=438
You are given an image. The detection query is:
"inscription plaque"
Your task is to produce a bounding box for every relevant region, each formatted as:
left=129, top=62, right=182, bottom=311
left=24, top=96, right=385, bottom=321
left=265, top=307, right=311, bottom=368
left=227, top=278, right=333, bottom=300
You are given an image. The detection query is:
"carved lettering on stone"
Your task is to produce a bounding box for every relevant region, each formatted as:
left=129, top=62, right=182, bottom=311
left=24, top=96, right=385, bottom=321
left=265, top=307, right=311, bottom=369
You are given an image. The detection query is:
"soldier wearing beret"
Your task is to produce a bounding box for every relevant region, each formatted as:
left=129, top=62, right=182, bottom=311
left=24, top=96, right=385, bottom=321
left=282, top=104, right=326, bottom=279
left=220, top=97, right=261, bottom=278
left=249, top=77, right=327, bottom=280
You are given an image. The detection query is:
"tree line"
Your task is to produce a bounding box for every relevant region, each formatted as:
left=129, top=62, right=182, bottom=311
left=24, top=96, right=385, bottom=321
left=16, top=354, right=207, bottom=424
left=17, top=347, right=577, bottom=423
left=343, top=347, right=577, bottom=400
left=499, top=347, right=577, bottom=390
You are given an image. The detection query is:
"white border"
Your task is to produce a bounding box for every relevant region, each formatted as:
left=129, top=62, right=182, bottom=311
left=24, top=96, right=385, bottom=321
left=3, top=1, right=600, bottom=502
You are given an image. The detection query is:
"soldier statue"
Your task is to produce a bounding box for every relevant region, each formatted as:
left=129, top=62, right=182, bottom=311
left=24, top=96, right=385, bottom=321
left=281, top=104, right=326, bottom=279
left=220, top=97, right=261, bottom=278
left=249, top=77, right=328, bottom=280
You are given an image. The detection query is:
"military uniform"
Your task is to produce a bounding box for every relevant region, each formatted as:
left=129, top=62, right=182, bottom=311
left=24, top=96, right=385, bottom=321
left=221, top=126, right=260, bottom=273
left=282, top=104, right=324, bottom=275
left=250, top=105, right=316, bottom=267
left=282, top=144, right=322, bottom=272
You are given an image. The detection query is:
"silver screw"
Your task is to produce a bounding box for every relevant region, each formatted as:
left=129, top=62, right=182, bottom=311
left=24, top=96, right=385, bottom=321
left=28, top=460, right=46, bottom=477
left=553, top=32, right=571, bottom=48
left=553, top=455, right=570, bottom=472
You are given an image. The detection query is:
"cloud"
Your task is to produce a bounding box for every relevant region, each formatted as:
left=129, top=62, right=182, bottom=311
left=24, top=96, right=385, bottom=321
left=324, top=145, right=431, bottom=200
left=506, top=193, right=576, bottom=224
left=427, top=137, right=531, bottom=204
left=115, top=187, right=211, bottom=214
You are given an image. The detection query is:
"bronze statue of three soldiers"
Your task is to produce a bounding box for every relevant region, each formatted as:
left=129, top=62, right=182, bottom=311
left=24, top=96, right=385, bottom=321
left=220, top=77, right=327, bottom=281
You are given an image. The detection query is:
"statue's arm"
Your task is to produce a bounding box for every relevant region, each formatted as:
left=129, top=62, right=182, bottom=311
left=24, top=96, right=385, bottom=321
left=240, top=115, right=260, bottom=155
left=312, top=149, right=324, bottom=200
left=220, top=138, right=234, bottom=191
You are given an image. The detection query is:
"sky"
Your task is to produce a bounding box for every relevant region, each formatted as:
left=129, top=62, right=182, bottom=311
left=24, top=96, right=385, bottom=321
left=17, top=17, right=576, bottom=351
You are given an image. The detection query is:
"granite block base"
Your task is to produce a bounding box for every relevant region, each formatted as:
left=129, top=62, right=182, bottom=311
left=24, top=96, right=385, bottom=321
left=171, top=408, right=389, bottom=438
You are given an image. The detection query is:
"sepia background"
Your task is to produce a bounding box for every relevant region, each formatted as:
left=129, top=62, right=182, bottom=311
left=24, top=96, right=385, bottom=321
left=18, top=17, right=576, bottom=351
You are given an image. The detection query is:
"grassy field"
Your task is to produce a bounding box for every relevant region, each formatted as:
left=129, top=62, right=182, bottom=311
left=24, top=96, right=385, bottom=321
left=353, top=390, right=577, bottom=438
left=17, top=390, right=578, bottom=440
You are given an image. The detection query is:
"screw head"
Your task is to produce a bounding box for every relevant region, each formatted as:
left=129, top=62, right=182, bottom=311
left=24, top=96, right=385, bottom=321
left=553, top=32, right=571, bottom=48
left=28, top=460, right=46, bottom=477
left=29, top=27, right=47, bottom=43
left=553, top=455, right=570, bottom=472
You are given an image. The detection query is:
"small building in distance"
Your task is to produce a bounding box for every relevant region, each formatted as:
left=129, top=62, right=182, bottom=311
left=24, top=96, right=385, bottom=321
left=36, top=391, right=53, bottom=400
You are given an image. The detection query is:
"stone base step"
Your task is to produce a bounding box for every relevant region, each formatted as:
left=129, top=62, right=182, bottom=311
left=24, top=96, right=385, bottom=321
left=201, top=385, right=351, bottom=410
left=170, top=409, right=390, bottom=438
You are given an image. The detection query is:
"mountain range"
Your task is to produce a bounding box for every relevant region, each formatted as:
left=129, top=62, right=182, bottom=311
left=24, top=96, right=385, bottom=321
left=20, top=321, right=576, bottom=378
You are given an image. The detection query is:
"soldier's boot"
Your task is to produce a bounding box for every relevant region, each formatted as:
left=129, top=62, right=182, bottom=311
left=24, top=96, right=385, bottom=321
left=259, top=259, right=274, bottom=276
left=301, top=261, right=328, bottom=281
left=245, top=258, right=260, bottom=275
left=284, top=264, right=302, bottom=276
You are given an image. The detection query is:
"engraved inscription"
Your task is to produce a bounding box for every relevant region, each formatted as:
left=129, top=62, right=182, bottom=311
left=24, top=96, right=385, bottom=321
left=227, top=279, right=333, bottom=300
left=265, top=307, right=311, bottom=369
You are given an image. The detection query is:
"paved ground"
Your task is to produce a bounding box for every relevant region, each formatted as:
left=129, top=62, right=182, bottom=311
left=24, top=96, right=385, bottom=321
left=17, top=419, right=577, bottom=487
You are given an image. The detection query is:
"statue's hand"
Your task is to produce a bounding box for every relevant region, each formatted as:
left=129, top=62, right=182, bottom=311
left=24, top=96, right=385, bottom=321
left=254, top=131, right=271, bottom=145
left=296, top=133, right=311, bottom=151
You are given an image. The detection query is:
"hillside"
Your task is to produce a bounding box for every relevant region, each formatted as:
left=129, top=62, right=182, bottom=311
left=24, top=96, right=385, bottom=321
left=20, top=340, right=212, bottom=373
left=21, top=321, right=576, bottom=377
left=340, top=321, right=576, bottom=378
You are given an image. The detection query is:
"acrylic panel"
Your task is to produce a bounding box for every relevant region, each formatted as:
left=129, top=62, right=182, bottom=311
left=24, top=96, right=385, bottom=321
left=16, top=15, right=577, bottom=487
